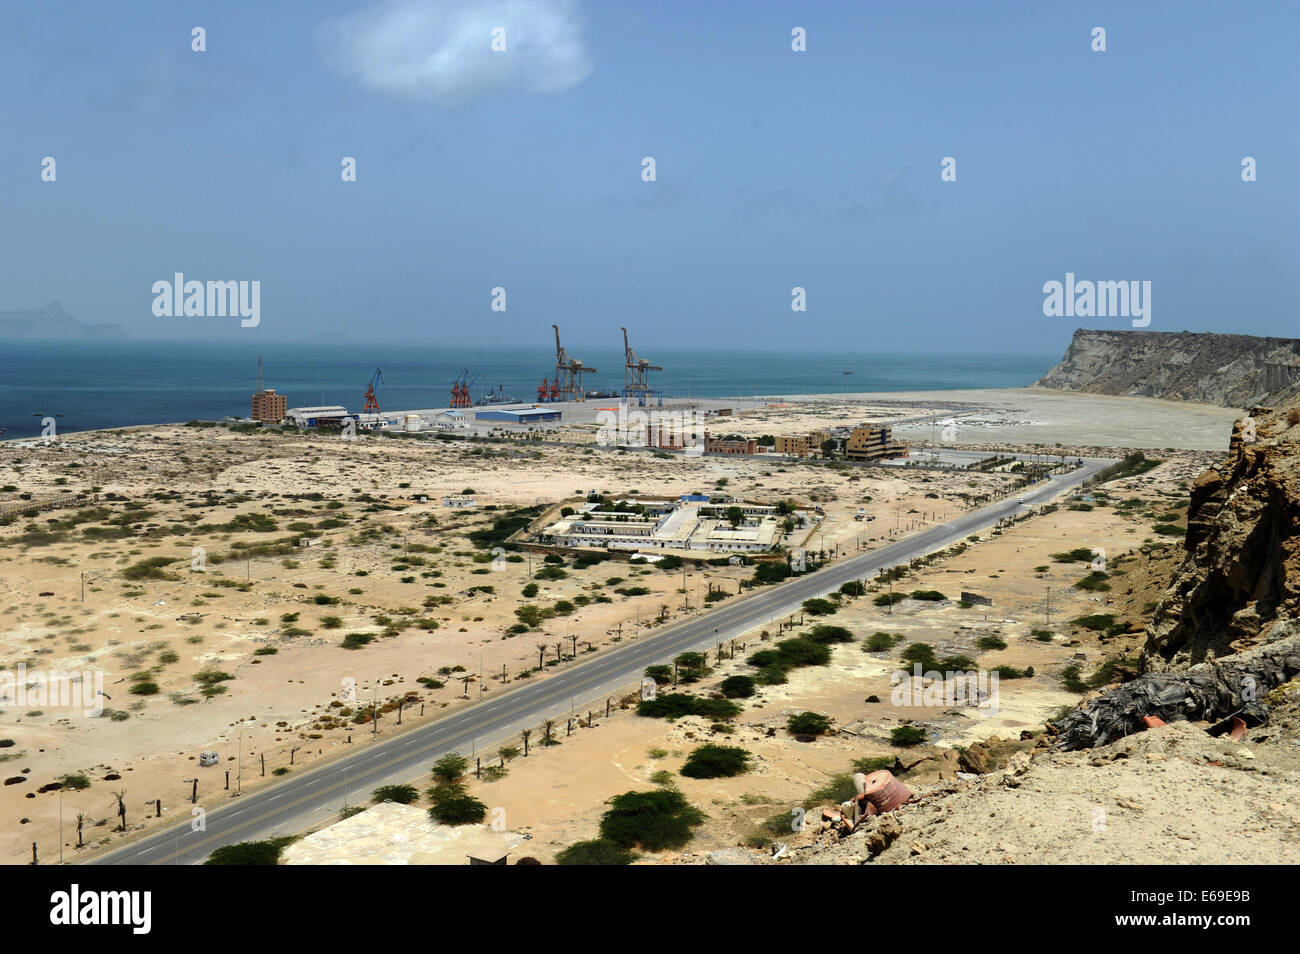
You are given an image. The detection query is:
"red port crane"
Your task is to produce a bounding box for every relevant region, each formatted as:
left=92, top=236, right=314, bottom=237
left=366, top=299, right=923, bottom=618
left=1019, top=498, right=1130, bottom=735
left=362, top=368, right=383, bottom=414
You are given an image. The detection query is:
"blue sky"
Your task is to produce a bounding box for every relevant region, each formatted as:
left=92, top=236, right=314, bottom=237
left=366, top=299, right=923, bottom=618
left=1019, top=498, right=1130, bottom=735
left=2, top=0, right=1296, bottom=352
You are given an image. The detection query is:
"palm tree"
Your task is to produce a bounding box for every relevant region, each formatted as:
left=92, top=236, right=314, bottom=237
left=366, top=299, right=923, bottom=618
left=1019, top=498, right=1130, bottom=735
left=111, top=790, right=127, bottom=831
left=75, top=812, right=87, bottom=848
left=541, top=719, right=555, bottom=745
left=520, top=728, right=532, bottom=757
left=535, top=643, right=548, bottom=670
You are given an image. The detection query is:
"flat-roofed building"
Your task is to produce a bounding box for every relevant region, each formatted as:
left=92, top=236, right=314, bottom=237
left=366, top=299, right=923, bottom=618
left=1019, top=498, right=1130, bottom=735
left=775, top=429, right=832, bottom=458
left=535, top=495, right=788, bottom=554
left=704, top=432, right=758, bottom=455
left=251, top=389, right=286, bottom=423
left=844, top=423, right=909, bottom=462
left=286, top=405, right=353, bottom=428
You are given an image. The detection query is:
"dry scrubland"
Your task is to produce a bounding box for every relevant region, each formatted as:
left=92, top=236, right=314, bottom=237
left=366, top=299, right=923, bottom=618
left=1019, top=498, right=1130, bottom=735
left=0, top=392, right=1245, bottom=863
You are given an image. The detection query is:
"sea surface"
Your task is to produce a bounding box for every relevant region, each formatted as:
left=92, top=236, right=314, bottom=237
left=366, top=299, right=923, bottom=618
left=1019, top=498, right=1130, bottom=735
left=0, top=340, right=1057, bottom=439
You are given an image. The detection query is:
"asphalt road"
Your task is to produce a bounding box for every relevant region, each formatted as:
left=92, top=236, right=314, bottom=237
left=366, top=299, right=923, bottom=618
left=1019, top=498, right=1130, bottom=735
left=92, top=455, right=1112, bottom=865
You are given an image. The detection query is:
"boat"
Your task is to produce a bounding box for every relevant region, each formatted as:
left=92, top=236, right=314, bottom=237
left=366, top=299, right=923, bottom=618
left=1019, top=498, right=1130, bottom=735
left=842, top=370, right=853, bottom=375
left=475, top=384, right=520, bottom=406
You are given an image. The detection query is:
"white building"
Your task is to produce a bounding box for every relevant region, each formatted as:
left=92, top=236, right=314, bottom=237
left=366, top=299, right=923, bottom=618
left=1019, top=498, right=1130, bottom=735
left=536, top=495, right=786, bottom=554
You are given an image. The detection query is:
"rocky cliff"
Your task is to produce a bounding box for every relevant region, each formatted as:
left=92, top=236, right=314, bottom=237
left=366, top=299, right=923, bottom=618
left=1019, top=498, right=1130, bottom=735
left=1144, top=397, right=1300, bottom=668
left=1034, top=329, right=1300, bottom=407
left=0, top=301, right=125, bottom=339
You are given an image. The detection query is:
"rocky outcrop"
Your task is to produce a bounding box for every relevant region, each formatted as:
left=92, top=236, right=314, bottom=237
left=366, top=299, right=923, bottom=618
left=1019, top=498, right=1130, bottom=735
left=1053, top=628, right=1300, bottom=749
left=1144, top=401, right=1300, bottom=668
left=1035, top=329, right=1300, bottom=407
left=0, top=301, right=126, bottom=339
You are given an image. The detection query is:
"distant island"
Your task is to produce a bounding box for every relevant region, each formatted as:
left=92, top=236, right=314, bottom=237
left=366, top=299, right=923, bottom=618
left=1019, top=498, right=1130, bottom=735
left=0, top=301, right=126, bottom=339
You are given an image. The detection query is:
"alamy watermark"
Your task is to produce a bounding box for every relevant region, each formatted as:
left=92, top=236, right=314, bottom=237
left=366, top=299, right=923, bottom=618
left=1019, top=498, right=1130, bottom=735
left=1, top=664, right=105, bottom=717
left=890, top=663, right=1000, bottom=716
left=596, top=404, right=706, bottom=457
left=1043, top=272, right=1150, bottom=328
left=152, top=273, right=260, bottom=327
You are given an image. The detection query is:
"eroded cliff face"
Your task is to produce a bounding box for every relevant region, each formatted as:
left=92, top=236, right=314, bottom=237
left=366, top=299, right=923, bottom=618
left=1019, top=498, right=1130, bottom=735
left=1035, top=329, right=1300, bottom=407
left=1145, top=401, right=1300, bottom=669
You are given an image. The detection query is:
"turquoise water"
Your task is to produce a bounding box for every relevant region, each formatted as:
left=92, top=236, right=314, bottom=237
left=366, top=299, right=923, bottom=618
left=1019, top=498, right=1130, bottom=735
left=0, top=340, right=1055, bottom=439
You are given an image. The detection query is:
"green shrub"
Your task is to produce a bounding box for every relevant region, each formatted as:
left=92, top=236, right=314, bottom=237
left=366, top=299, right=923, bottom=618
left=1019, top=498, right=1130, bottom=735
left=720, top=675, right=756, bottom=698
left=636, top=694, right=741, bottom=721
left=680, top=744, right=751, bottom=779
left=1071, top=613, right=1116, bottom=632
left=204, top=837, right=294, bottom=865
left=555, top=839, right=635, bottom=865
left=865, top=631, right=901, bottom=652
left=976, top=635, right=1007, bottom=651
left=427, top=783, right=487, bottom=825
left=890, top=725, right=927, bottom=746
left=372, top=784, right=420, bottom=804
left=801, top=598, right=837, bottom=616
left=805, top=624, right=853, bottom=644
left=1074, top=571, right=1111, bottom=592
left=598, top=789, right=705, bottom=851
left=787, top=711, right=832, bottom=736
left=773, top=637, right=830, bottom=668
left=1061, top=664, right=1088, bottom=693
left=431, top=752, right=470, bottom=784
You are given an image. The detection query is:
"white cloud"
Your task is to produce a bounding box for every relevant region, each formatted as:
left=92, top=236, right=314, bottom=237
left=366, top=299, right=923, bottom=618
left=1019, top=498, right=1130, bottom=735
left=318, top=0, right=592, bottom=104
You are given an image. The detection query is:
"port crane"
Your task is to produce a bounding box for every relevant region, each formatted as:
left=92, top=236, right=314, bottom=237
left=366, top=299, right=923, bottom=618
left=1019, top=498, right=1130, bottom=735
left=621, top=326, right=662, bottom=406
left=450, top=368, right=484, bottom=408
left=362, top=367, right=383, bottom=414
left=537, top=377, right=561, bottom=402
left=552, top=324, right=595, bottom=401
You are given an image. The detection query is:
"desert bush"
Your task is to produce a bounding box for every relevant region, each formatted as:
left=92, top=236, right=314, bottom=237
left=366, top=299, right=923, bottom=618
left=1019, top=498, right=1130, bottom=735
left=720, top=675, right=756, bottom=698
left=597, top=789, right=705, bottom=851
left=787, top=711, right=832, bottom=736
left=680, top=744, right=751, bottom=779
left=890, top=725, right=927, bottom=746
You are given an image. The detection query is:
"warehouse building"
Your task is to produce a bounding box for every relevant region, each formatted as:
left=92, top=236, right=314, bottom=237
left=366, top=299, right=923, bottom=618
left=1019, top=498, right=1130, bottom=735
left=474, top=406, right=562, bottom=425
left=286, top=405, right=354, bottom=428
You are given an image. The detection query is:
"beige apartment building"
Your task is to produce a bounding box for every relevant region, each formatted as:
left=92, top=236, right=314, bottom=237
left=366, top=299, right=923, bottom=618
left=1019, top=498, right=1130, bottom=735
left=251, top=389, right=287, bottom=423
left=844, top=424, right=909, bottom=462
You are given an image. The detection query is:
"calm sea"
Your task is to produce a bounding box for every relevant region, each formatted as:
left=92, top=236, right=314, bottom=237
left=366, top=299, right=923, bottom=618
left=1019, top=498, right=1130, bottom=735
left=0, top=340, right=1055, bottom=439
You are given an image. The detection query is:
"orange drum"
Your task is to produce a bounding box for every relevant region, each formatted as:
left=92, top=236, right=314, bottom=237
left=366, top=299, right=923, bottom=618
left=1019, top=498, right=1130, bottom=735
left=860, top=770, right=912, bottom=812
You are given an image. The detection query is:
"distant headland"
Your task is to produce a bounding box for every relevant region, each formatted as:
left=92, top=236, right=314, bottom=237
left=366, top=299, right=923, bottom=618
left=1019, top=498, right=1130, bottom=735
left=0, top=301, right=127, bottom=339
